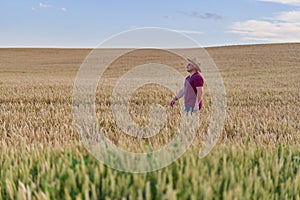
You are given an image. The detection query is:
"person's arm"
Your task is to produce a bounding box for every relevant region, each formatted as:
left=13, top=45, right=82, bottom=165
left=170, top=87, right=184, bottom=107
left=194, top=86, right=203, bottom=111
left=173, top=87, right=184, bottom=101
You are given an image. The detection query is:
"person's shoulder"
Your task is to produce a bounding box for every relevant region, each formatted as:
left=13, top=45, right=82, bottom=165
left=196, top=71, right=202, bottom=75
left=193, top=72, right=203, bottom=78
left=197, top=72, right=204, bottom=77
left=195, top=72, right=204, bottom=83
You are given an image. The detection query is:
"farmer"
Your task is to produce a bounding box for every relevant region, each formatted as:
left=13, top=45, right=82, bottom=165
left=170, top=58, right=204, bottom=112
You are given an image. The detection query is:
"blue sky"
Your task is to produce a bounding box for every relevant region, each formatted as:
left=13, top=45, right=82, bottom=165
left=1, top=0, right=300, bottom=47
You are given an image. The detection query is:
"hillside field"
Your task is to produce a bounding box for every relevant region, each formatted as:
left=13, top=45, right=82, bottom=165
left=0, top=43, right=299, bottom=199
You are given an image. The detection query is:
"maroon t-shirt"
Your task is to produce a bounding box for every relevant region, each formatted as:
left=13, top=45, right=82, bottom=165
left=184, top=72, right=204, bottom=108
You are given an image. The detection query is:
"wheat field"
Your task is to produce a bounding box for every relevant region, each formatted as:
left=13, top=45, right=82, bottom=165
left=0, top=43, right=299, bottom=199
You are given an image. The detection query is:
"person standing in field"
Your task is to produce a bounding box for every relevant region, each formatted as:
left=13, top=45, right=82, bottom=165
left=170, top=58, right=204, bottom=112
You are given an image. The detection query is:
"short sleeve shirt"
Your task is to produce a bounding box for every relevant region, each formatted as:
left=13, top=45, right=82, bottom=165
left=184, top=72, right=204, bottom=108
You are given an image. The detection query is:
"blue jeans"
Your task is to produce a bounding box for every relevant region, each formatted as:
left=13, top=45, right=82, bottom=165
left=185, top=106, right=194, bottom=112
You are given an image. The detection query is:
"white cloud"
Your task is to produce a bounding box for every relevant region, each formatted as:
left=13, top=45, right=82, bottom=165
left=174, top=29, right=203, bottom=35
left=39, top=2, right=52, bottom=8
left=36, top=3, right=66, bottom=12
left=258, top=0, right=300, bottom=6
left=275, top=10, right=300, bottom=22
left=230, top=11, right=300, bottom=43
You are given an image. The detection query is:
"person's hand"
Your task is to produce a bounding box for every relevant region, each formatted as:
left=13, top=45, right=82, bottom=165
left=170, top=99, right=176, bottom=107
left=193, top=105, right=199, bottom=112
